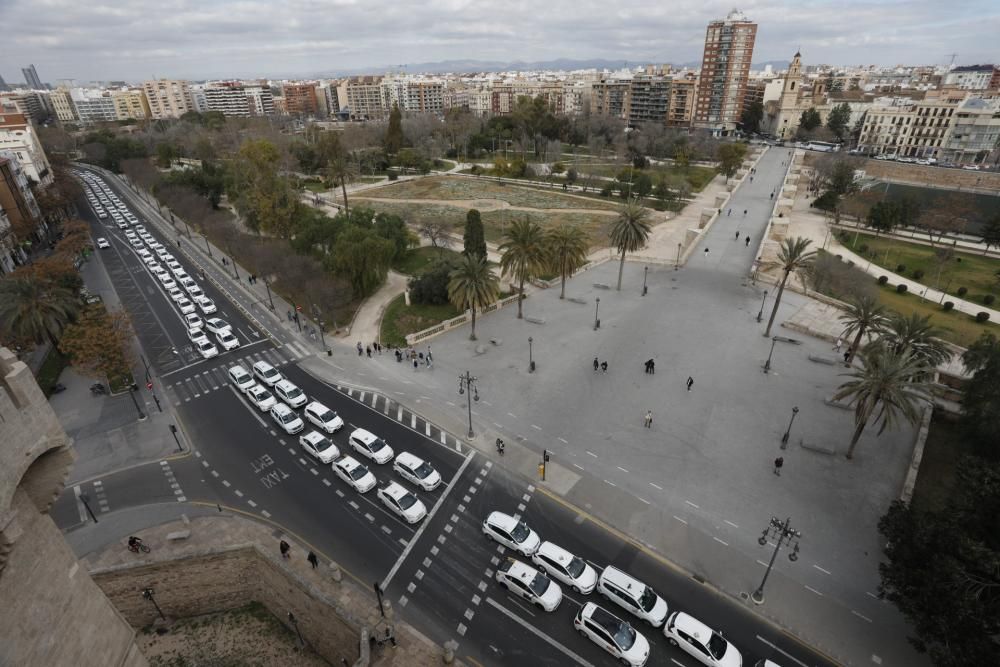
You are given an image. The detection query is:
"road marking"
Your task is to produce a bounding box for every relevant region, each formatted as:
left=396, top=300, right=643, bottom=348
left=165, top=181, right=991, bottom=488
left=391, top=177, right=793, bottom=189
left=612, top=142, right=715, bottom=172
left=411, top=414, right=416, bottom=429
left=456, top=623, right=466, bottom=636
left=649, top=482, right=663, bottom=490
left=530, top=424, right=541, bottom=431
left=685, top=500, right=699, bottom=509
left=585, top=451, right=597, bottom=458
left=673, top=515, right=687, bottom=525
left=234, top=490, right=244, bottom=498
left=322, top=479, right=331, bottom=487
left=724, top=520, right=739, bottom=528
left=349, top=501, right=359, bottom=510
left=603, top=479, right=616, bottom=487
left=557, top=437, right=568, bottom=444
left=261, top=510, right=271, bottom=518
left=247, top=500, right=257, bottom=508
left=813, top=564, right=831, bottom=575
left=755, top=635, right=810, bottom=667
left=573, top=464, right=584, bottom=470
left=637, top=497, right=650, bottom=505
left=804, top=585, right=824, bottom=596
left=866, top=591, right=880, bottom=600
left=506, top=412, right=517, bottom=418
left=616, top=466, right=628, bottom=473
left=397, top=406, right=403, bottom=421
left=851, top=610, right=872, bottom=623
left=485, top=597, right=594, bottom=667
left=713, top=537, right=729, bottom=546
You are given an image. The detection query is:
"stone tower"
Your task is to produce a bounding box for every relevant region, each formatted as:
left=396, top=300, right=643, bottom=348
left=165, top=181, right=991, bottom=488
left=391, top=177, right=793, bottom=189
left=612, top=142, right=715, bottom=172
left=0, top=347, right=147, bottom=666
left=774, top=51, right=805, bottom=138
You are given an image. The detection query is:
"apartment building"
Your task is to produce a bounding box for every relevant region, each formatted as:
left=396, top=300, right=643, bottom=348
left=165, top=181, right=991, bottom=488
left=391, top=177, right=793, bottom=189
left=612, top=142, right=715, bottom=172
left=0, top=204, right=13, bottom=274
left=694, top=9, right=757, bottom=134
left=0, top=152, right=44, bottom=272
left=591, top=75, right=631, bottom=120
left=857, top=94, right=964, bottom=159
left=667, top=74, right=697, bottom=127
left=0, top=112, right=52, bottom=186
left=943, top=96, right=1000, bottom=163
left=282, top=83, right=319, bottom=115
left=189, top=87, right=209, bottom=113
left=203, top=82, right=274, bottom=117
left=944, top=65, right=997, bottom=91
left=338, top=76, right=385, bottom=120
left=0, top=92, right=50, bottom=125
left=69, top=89, right=117, bottom=123
left=111, top=89, right=150, bottom=121
left=142, top=79, right=194, bottom=119
left=49, top=88, right=77, bottom=122
left=21, top=65, right=43, bottom=90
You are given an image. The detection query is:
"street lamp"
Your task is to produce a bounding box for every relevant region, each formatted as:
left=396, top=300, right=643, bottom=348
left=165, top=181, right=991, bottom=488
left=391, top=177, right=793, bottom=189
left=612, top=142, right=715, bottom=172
left=781, top=406, right=799, bottom=448
left=457, top=371, right=480, bottom=439
left=642, top=266, right=648, bottom=296
left=79, top=492, right=98, bottom=523
left=675, top=242, right=682, bottom=270
left=528, top=336, right=535, bottom=373
left=128, top=383, right=147, bottom=421
left=142, top=587, right=166, bottom=622
left=763, top=336, right=777, bottom=373
left=202, top=233, right=212, bottom=257
left=756, top=290, right=769, bottom=323
left=593, top=297, right=601, bottom=330
left=751, top=516, right=801, bottom=604
left=263, top=276, right=276, bottom=311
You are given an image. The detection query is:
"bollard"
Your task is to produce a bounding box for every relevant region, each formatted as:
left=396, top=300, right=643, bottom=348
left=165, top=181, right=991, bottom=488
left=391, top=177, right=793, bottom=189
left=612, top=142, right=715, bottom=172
left=329, top=561, right=343, bottom=583
left=442, top=639, right=458, bottom=664
left=383, top=600, right=394, bottom=621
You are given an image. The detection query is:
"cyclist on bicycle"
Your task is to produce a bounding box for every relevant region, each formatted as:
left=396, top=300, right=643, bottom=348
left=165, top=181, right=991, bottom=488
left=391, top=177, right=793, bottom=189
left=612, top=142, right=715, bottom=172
left=128, top=536, right=142, bottom=549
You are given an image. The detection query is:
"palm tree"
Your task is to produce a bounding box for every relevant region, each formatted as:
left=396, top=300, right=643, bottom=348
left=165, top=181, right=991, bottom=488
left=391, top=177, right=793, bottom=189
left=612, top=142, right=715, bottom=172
left=838, top=294, right=889, bottom=364
left=499, top=217, right=547, bottom=318
left=448, top=255, right=499, bottom=340
left=325, top=151, right=357, bottom=214
left=0, top=277, right=79, bottom=345
left=609, top=199, right=652, bottom=290
left=545, top=224, right=589, bottom=299
left=881, top=313, right=951, bottom=367
left=832, top=343, right=931, bottom=459
left=763, top=237, right=817, bottom=337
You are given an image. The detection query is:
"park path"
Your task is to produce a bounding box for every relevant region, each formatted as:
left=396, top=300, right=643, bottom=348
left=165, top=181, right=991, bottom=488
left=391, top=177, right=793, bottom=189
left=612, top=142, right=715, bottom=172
left=351, top=195, right=619, bottom=216
left=348, top=270, right=410, bottom=346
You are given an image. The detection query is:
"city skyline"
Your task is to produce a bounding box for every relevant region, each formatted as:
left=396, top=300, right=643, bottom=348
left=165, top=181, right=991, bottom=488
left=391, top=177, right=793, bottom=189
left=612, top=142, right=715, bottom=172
left=1, top=0, right=996, bottom=83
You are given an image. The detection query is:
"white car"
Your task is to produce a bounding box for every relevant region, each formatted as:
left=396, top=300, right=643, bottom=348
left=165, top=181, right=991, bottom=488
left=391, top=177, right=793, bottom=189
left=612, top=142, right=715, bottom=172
left=159, top=275, right=177, bottom=290
left=177, top=297, right=195, bottom=315
left=393, top=452, right=442, bottom=491
left=188, top=326, right=209, bottom=345
left=216, top=329, right=240, bottom=351
left=377, top=481, right=427, bottom=524
left=482, top=511, right=541, bottom=556
left=167, top=287, right=185, bottom=302
left=147, top=261, right=162, bottom=273
left=179, top=276, right=198, bottom=293
left=182, top=314, right=202, bottom=330
left=333, top=455, right=377, bottom=493
left=171, top=266, right=187, bottom=279
left=299, top=430, right=340, bottom=464
left=303, top=401, right=343, bottom=433
left=142, top=255, right=159, bottom=267
left=130, top=239, right=144, bottom=249
left=251, top=360, right=282, bottom=386
left=532, top=541, right=598, bottom=594
left=270, top=402, right=304, bottom=435
left=135, top=225, right=146, bottom=234
left=194, top=295, right=217, bottom=314
left=574, top=602, right=650, bottom=667
left=246, top=384, right=276, bottom=411
left=597, top=566, right=669, bottom=628
left=204, top=317, right=232, bottom=335
left=348, top=428, right=394, bottom=464
left=96, top=237, right=110, bottom=249
left=227, top=365, right=256, bottom=392
left=187, top=285, right=205, bottom=301
left=195, top=338, right=219, bottom=359
left=496, top=558, right=562, bottom=612
left=273, top=379, right=306, bottom=408
left=664, top=612, right=742, bottom=667
left=151, top=265, right=168, bottom=278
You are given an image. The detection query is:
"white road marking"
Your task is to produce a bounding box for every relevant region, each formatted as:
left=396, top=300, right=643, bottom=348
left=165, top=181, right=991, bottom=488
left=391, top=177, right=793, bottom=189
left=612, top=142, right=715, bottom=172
left=673, top=516, right=688, bottom=525
left=804, top=585, right=824, bottom=596
left=485, top=598, right=594, bottom=667
left=724, top=520, right=739, bottom=528
left=507, top=412, right=517, bottom=418
left=813, top=564, right=831, bottom=575
left=573, top=464, right=584, bottom=470
left=603, top=479, right=616, bottom=487
left=530, top=424, right=542, bottom=431
left=685, top=500, right=699, bottom=509
left=649, top=482, right=663, bottom=490
left=713, top=537, right=729, bottom=546
left=585, top=451, right=597, bottom=458
left=616, top=466, right=628, bottom=473
left=755, top=635, right=810, bottom=667
left=851, top=610, right=872, bottom=623
left=637, top=497, right=651, bottom=505
left=557, top=437, right=568, bottom=444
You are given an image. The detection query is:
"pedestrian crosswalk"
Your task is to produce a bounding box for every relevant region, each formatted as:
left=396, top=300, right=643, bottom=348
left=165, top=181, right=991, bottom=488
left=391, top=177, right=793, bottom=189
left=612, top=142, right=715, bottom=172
left=164, top=344, right=304, bottom=405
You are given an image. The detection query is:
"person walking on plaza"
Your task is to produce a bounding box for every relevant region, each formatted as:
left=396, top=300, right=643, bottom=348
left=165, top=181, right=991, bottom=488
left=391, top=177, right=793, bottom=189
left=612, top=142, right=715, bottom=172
left=356, top=341, right=363, bottom=356
left=644, top=410, right=653, bottom=428
left=727, top=208, right=732, bottom=216
left=593, top=357, right=599, bottom=373
left=735, top=230, right=740, bottom=240
left=426, top=347, right=433, bottom=363
left=743, top=209, right=747, bottom=216
left=745, top=236, right=751, bottom=247
left=366, top=346, right=372, bottom=358
left=413, top=358, right=419, bottom=370
left=307, top=551, right=318, bottom=569
left=648, top=359, right=655, bottom=374
left=280, top=540, right=290, bottom=559
left=601, top=361, right=608, bottom=374
left=496, top=438, right=505, bottom=456
left=686, top=376, right=694, bottom=391
left=773, top=457, right=784, bottom=476
left=833, top=338, right=843, bottom=353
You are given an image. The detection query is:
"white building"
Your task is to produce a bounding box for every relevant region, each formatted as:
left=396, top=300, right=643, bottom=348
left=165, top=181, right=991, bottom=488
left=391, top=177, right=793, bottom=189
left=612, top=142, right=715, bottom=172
left=70, top=89, right=117, bottom=123
left=0, top=111, right=53, bottom=186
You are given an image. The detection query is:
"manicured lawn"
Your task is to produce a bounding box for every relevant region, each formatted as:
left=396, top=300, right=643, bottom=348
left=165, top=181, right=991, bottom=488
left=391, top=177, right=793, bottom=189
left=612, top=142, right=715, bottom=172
left=839, top=230, right=1000, bottom=304
left=568, top=163, right=718, bottom=192
left=872, top=282, right=1000, bottom=348
left=35, top=346, right=69, bottom=396
left=379, top=294, right=460, bottom=347
left=393, top=246, right=462, bottom=276
left=910, top=413, right=972, bottom=514
left=301, top=181, right=327, bottom=193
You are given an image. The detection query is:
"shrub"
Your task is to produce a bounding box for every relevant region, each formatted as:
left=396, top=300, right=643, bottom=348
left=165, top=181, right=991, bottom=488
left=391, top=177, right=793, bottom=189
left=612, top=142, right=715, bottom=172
left=912, top=269, right=925, bottom=280
left=957, top=286, right=968, bottom=297
left=859, top=243, right=869, bottom=254
left=896, top=284, right=908, bottom=294
left=387, top=171, right=398, bottom=181
left=896, top=264, right=906, bottom=273
left=877, top=275, right=889, bottom=285
left=943, top=301, right=955, bottom=311
left=407, top=260, right=456, bottom=305
left=984, top=294, right=996, bottom=306
left=976, top=312, right=990, bottom=323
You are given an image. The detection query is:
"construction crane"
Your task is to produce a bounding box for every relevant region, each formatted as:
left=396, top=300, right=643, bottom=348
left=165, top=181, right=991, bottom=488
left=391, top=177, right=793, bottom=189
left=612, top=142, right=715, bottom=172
left=943, top=53, right=958, bottom=68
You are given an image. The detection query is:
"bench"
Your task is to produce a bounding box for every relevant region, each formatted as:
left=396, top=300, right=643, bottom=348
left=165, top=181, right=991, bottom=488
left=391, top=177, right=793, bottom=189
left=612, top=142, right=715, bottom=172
left=773, top=336, right=801, bottom=345
left=524, top=316, right=545, bottom=325
left=808, top=354, right=837, bottom=365
left=593, top=283, right=610, bottom=290
left=166, top=530, right=191, bottom=542
left=567, top=297, right=587, bottom=305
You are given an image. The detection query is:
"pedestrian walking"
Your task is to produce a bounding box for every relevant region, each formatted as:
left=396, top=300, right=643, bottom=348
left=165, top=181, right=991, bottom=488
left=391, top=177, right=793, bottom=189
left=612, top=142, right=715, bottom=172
left=644, top=359, right=652, bottom=374
left=280, top=540, right=290, bottom=559
left=395, top=349, right=403, bottom=362
left=307, top=551, right=318, bottom=569
left=649, top=359, right=655, bottom=374
left=496, top=438, right=505, bottom=456
left=727, top=208, right=732, bottom=216
left=745, top=236, right=751, bottom=247
left=413, top=358, right=419, bottom=370
left=686, top=376, right=694, bottom=391
left=593, top=357, right=599, bottom=372
left=833, top=338, right=843, bottom=353
left=366, top=346, right=372, bottom=358
left=735, top=230, right=740, bottom=240
left=426, top=347, right=433, bottom=362
left=356, top=341, right=363, bottom=356
left=843, top=349, right=852, bottom=364
left=287, top=310, right=293, bottom=322
left=743, top=209, right=747, bottom=216
left=750, top=176, right=754, bottom=183
left=644, top=410, right=653, bottom=428
left=601, top=361, right=608, bottom=373
left=222, top=257, right=228, bottom=266
left=770, top=192, right=774, bottom=199
left=704, top=247, right=710, bottom=257
left=773, top=457, right=784, bottom=476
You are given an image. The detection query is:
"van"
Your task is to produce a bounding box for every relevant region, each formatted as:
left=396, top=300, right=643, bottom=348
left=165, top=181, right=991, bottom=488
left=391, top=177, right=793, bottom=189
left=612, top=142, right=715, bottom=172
left=596, top=566, right=668, bottom=627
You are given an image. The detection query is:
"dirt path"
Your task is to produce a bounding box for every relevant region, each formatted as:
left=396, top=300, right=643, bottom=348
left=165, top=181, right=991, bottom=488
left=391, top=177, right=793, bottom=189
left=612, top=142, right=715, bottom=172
left=349, top=269, right=410, bottom=345
left=352, top=195, right=620, bottom=216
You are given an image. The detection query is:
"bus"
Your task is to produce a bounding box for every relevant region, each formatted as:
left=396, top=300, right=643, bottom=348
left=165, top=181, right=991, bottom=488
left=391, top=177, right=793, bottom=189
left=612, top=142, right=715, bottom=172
left=804, top=141, right=841, bottom=153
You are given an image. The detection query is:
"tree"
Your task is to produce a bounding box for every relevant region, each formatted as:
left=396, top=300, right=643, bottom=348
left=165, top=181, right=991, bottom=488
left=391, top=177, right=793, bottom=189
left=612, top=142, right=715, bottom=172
left=226, top=139, right=300, bottom=238
left=418, top=220, right=452, bottom=254
left=815, top=156, right=860, bottom=223
left=878, top=458, right=1000, bottom=666
left=763, top=237, right=817, bottom=337
left=716, top=142, right=747, bottom=181
left=740, top=101, right=764, bottom=134
left=58, top=305, right=134, bottom=384
left=0, top=277, right=79, bottom=346
left=545, top=225, right=589, bottom=299
left=917, top=193, right=975, bottom=247
left=463, top=209, right=487, bottom=261
left=609, top=199, right=652, bottom=290
left=832, top=343, right=930, bottom=459
left=979, top=213, right=1000, bottom=255
left=881, top=313, right=951, bottom=367
left=826, top=103, right=852, bottom=141
left=499, top=217, right=548, bottom=318
left=865, top=200, right=899, bottom=236
left=839, top=294, right=890, bottom=364
left=960, top=333, right=1000, bottom=456
left=325, top=149, right=358, bottom=214
left=327, top=226, right=395, bottom=297
left=448, top=255, right=499, bottom=340
left=385, top=104, right=404, bottom=156
left=799, top=107, right=822, bottom=131
left=408, top=260, right=455, bottom=305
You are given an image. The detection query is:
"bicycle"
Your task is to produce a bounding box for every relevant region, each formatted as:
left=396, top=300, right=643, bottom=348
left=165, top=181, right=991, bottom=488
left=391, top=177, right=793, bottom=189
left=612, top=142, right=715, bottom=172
left=128, top=538, right=151, bottom=554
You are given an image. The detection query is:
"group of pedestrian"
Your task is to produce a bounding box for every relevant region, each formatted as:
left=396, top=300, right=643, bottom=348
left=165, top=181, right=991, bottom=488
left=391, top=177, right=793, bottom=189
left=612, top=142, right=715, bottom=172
left=278, top=539, right=320, bottom=569
left=247, top=274, right=258, bottom=285
left=643, top=359, right=656, bottom=374
left=592, top=357, right=608, bottom=373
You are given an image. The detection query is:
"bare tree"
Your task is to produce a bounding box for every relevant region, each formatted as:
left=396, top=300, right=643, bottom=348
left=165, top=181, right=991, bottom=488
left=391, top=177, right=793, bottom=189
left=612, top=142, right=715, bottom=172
left=917, top=193, right=974, bottom=247
left=418, top=220, right=453, bottom=254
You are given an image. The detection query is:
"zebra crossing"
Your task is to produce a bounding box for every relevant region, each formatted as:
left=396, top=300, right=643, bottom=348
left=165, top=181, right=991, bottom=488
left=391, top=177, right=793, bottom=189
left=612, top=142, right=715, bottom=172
left=164, top=343, right=309, bottom=405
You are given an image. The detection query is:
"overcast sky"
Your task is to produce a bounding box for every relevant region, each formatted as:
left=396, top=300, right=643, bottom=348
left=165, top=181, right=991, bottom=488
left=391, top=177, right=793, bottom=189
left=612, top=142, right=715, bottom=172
left=1, top=0, right=997, bottom=84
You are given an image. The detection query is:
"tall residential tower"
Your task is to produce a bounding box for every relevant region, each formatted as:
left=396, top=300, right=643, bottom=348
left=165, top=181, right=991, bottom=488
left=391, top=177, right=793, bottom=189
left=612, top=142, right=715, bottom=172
left=694, top=9, right=757, bottom=135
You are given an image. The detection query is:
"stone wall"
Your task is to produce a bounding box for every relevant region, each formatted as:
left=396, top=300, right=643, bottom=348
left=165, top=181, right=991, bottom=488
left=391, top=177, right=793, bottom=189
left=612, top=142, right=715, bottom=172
left=802, top=153, right=1000, bottom=191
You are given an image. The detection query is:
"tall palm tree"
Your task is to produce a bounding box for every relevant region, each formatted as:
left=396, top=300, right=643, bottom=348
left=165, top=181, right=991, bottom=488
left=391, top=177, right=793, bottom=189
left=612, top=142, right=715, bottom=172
left=839, top=294, right=889, bottom=364
left=0, top=277, right=79, bottom=346
left=448, top=255, right=499, bottom=341
left=832, top=343, right=931, bottom=459
left=545, top=224, right=589, bottom=299
left=763, top=237, right=817, bottom=337
left=609, top=199, right=651, bottom=290
left=499, top=217, right=547, bottom=318
left=881, top=312, right=951, bottom=367
left=325, top=151, right=357, bottom=214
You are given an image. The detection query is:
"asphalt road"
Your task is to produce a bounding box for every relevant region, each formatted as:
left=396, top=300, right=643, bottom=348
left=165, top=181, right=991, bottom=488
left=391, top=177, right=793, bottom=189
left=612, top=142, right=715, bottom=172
left=58, top=167, right=841, bottom=667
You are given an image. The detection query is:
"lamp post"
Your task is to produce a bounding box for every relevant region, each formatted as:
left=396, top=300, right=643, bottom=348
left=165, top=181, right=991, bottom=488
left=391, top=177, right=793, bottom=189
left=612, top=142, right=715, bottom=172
left=457, top=371, right=479, bottom=439
left=593, top=297, right=601, bottom=330
left=79, top=492, right=98, bottom=523
left=287, top=612, right=305, bottom=648
left=128, top=383, right=147, bottom=421
left=751, top=516, right=801, bottom=604
left=528, top=337, right=534, bottom=373
left=142, top=587, right=166, bottom=621
left=781, top=406, right=799, bottom=448
left=202, top=233, right=212, bottom=257
left=263, top=276, right=275, bottom=310
left=675, top=242, right=682, bottom=270
left=763, top=337, right=777, bottom=373
left=642, top=266, right=648, bottom=296
left=756, top=290, right=769, bottom=323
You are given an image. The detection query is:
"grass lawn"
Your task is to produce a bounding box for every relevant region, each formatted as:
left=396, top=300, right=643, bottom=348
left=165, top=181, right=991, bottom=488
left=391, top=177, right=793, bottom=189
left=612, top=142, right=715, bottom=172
left=301, top=181, right=327, bottom=193
left=910, top=413, right=972, bottom=514
left=36, top=346, right=69, bottom=396
left=393, top=246, right=463, bottom=276
left=380, top=294, right=460, bottom=347
left=839, top=230, right=1000, bottom=304
left=872, top=282, right=1000, bottom=347
left=569, top=163, right=718, bottom=192
left=434, top=159, right=457, bottom=171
